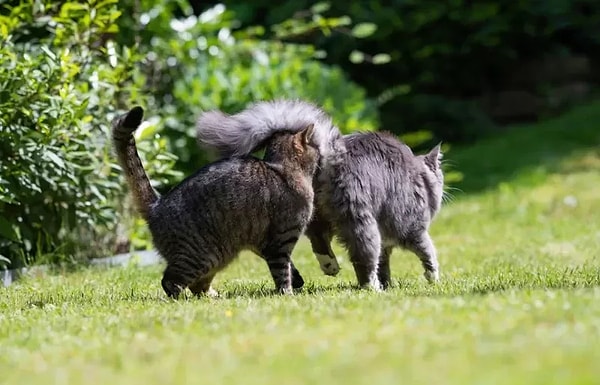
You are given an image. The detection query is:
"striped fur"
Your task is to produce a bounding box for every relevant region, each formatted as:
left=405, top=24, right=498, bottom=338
left=112, top=106, right=318, bottom=298
left=111, top=106, right=157, bottom=220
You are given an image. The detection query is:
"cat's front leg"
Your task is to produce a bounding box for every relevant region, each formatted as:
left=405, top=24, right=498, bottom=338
left=261, top=242, right=297, bottom=295
left=407, top=231, right=440, bottom=283
left=161, top=254, right=214, bottom=299
left=189, top=272, right=219, bottom=298
left=266, top=256, right=293, bottom=295
left=305, top=217, right=340, bottom=276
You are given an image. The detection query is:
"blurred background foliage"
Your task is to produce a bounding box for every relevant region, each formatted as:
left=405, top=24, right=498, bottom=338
left=209, top=0, right=600, bottom=140
left=0, top=0, right=599, bottom=268
left=113, top=0, right=379, bottom=176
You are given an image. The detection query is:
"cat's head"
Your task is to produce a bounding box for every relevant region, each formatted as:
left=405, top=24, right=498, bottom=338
left=264, top=124, right=319, bottom=175
left=292, top=123, right=319, bottom=175
left=419, top=143, right=445, bottom=216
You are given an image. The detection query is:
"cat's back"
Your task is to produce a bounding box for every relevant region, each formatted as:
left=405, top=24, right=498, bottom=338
left=345, top=131, right=412, bottom=155
left=162, top=157, right=276, bottom=205
left=341, top=132, right=417, bottom=180
left=154, top=156, right=311, bottom=222
left=324, top=132, right=422, bottom=217
left=188, top=157, right=264, bottom=183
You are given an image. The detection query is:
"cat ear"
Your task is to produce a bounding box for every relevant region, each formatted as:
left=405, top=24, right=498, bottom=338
left=425, top=142, right=443, bottom=169
left=300, top=123, right=315, bottom=145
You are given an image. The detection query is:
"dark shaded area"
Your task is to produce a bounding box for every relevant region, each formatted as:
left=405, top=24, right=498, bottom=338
left=191, top=0, right=600, bottom=143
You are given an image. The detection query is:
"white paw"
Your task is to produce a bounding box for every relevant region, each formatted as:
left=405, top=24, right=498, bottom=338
left=206, top=287, right=219, bottom=298
left=316, top=253, right=340, bottom=276
left=360, top=278, right=382, bottom=292
left=424, top=269, right=440, bottom=283
left=279, top=286, right=294, bottom=295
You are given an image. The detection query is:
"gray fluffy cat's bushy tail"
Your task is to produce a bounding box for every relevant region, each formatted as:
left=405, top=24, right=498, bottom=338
left=112, top=106, right=158, bottom=220
left=196, top=99, right=345, bottom=162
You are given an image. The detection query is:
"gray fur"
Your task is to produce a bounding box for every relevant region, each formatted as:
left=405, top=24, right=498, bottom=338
left=197, top=99, right=346, bottom=165
left=112, top=106, right=318, bottom=298
left=196, top=100, right=445, bottom=291
left=306, top=132, right=444, bottom=290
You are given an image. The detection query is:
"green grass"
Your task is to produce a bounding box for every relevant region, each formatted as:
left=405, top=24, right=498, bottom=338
left=2, top=101, right=600, bottom=385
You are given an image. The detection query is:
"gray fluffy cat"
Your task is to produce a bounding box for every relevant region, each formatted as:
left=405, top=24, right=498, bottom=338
left=112, top=106, right=318, bottom=298
left=196, top=100, right=444, bottom=291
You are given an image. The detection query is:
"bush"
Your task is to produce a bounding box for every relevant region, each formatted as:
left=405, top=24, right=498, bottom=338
left=116, top=1, right=380, bottom=177
left=0, top=0, right=179, bottom=268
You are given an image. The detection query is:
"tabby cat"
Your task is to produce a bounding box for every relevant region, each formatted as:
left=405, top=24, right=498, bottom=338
left=196, top=100, right=445, bottom=291
left=112, top=106, right=318, bottom=298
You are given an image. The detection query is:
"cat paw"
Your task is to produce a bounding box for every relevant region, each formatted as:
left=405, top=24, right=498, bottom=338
left=205, top=287, right=219, bottom=298
left=424, top=270, right=440, bottom=283
left=278, top=286, right=294, bottom=295
left=161, top=279, right=184, bottom=299
left=360, top=282, right=383, bottom=292
left=316, top=253, right=340, bottom=276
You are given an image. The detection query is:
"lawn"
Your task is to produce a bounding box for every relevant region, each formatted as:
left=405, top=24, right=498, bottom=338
left=1, top=101, right=600, bottom=385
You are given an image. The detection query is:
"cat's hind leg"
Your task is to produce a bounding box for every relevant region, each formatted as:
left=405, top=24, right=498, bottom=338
left=406, top=231, right=440, bottom=283
left=339, top=217, right=382, bottom=291
left=261, top=234, right=303, bottom=295
left=378, top=246, right=394, bottom=289
left=290, top=262, right=305, bottom=289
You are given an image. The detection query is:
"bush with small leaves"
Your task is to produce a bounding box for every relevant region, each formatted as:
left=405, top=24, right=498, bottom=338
left=0, top=0, right=180, bottom=268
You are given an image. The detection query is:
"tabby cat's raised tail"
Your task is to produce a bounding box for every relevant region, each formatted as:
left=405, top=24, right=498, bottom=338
left=111, top=106, right=158, bottom=220
left=196, top=99, right=345, bottom=163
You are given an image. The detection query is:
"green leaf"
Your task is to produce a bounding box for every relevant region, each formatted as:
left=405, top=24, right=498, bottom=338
left=349, top=50, right=365, bottom=63
left=372, top=53, right=391, bottom=64
left=310, top=2, right=331, bottom=14
left=0, top=254, right=10, bottom=265
left=400, top=130, right=434, bottom=147
left=45, top=151, right=65, bottom=169
left=41, top=46, right=57, bottom=62
left=351, top=22, right=377, bottom=38
left=0, top=216, right=18, bottom=242
left=328, top=16, right=352, bottom=28
left=95, top=0, right=118, bottom=9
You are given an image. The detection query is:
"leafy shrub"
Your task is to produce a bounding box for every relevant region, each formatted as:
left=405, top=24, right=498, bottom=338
left=0, top=0, right=179, bottom=268
left=116, top=1, right=379, bottom=177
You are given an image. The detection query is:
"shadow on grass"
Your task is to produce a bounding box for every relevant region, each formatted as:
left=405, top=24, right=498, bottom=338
left=16, top=281, right=356, bottom=308
left=189, top=264, right=600, bottom=300
left=15, top=265, right=599, bottom=308
left=447, top=100, right=600, bottom=194
left=216, top=281, right=358, bottom=299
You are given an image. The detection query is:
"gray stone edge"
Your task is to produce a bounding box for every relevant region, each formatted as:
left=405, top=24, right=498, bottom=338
left=1, top=250, right=162, bottom=287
